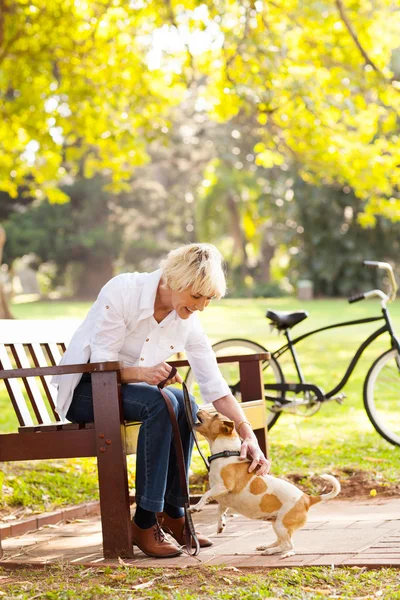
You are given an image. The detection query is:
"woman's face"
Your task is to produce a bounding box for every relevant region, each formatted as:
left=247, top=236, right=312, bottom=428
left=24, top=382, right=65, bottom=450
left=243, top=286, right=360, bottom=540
left=172, top=288, right=215, bottom=320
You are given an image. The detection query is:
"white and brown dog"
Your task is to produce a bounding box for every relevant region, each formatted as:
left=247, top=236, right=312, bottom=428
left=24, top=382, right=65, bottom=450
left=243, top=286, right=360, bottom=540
left=191, top=410, right=340, bottom=557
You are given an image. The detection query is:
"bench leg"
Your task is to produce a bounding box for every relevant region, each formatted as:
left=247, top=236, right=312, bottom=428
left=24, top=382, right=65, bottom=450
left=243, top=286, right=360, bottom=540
left=92, top=372, right=133, bottom=558
left=239, top=360, right=269, bottom=459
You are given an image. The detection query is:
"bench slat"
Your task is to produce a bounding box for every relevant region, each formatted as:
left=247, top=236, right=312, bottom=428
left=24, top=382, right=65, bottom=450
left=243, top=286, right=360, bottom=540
left=28, top=343, right=59, bottom=418
left=0, top=344, right=34, bottom=427
left=45, top=343, right=63, bottom=366
left=11, top=344, right=52, bottom=425
left=19, top=422, right=81, bottom=433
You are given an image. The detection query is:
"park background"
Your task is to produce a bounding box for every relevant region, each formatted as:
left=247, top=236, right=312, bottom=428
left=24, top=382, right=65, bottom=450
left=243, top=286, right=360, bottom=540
left=1, top=1, right=400, bottom=597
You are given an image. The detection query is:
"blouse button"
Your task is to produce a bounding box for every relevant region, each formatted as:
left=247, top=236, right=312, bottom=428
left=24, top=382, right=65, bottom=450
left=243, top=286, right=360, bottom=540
left=170, top=345, right=174, bottom=349
left=146, top=338, right=149, bottom=342
left=140, top=357, right=144, bottom=361
left=105, top=306, right=110, bottom=309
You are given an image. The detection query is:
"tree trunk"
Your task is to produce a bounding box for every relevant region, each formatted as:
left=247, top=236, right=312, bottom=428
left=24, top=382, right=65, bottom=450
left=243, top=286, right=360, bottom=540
left=227, top=196, right=249, bottom=278
left=74, top=254, right=114, bottom=299
left=259, top=231, right=276, bottom=284
left=0, top=283, right=13, bottom=318
left=0, top=224, right=13, bottom=319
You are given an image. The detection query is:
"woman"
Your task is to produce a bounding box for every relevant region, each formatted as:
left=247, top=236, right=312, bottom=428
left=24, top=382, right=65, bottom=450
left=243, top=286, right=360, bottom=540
left=52, top=243, right=270, bottom=558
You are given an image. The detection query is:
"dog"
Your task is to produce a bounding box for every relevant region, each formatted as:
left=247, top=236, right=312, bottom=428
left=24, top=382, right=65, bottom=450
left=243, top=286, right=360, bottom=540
left=191, top=410, right=340, bottom=557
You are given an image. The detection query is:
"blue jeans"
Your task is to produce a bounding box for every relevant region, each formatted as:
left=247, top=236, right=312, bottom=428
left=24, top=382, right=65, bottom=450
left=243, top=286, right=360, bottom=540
left=66, top=373, right=198, bottom=513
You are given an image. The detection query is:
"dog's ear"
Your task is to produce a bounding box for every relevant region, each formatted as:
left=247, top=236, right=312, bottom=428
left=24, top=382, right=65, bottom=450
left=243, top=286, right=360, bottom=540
left=221, top=420, right=234, bottom=435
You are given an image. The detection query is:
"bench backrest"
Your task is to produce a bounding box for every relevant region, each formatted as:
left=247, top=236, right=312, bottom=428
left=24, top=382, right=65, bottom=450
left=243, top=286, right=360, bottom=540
left=0, top=320, right=81, bottom=427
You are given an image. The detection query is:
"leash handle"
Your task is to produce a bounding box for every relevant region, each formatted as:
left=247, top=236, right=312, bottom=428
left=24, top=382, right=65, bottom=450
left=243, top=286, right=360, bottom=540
left=158, top=368, right=200, bottom=556
left=158, top=366, right=178, bottom=389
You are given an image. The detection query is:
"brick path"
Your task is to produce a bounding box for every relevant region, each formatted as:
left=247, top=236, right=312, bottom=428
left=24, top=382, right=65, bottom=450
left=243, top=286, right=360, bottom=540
left=1, top=498, right=399, bottom=568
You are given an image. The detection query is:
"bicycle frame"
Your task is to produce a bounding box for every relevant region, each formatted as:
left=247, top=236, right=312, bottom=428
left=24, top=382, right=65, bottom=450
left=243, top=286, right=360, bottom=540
left=265, top=307, right=400, bottom=403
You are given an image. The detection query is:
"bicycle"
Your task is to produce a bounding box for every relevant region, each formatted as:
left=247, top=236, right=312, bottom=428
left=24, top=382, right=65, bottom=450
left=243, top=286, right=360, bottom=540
left=186, top=261, right=400, bottom=446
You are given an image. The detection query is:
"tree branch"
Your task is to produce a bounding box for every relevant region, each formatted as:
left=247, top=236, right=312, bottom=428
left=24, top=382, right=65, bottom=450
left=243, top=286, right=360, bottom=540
left=335, top=0, right=399, bottom=84
left=0, top=0, right=5, bottom=47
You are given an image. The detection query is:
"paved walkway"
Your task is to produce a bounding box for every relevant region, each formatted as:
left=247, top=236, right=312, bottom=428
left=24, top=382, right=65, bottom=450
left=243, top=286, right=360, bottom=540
left=1, top=498, right=400, bottom=568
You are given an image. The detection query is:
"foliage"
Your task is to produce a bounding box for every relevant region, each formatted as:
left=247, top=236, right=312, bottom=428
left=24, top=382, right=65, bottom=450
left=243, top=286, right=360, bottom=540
left=2, top=98, right=215, bottom=296
left=287, top=177, right=400, bottom=295
left=2, top=0, right=400, bottom=223
left=2, top=0, right=400, bottom=306
left=199, top=0, right=400, bottom=223
left=0, top=0, right=186, bottom=199
left=228, top=280, right=289, bottom=298
left=3, top=177, right=122, bottom=296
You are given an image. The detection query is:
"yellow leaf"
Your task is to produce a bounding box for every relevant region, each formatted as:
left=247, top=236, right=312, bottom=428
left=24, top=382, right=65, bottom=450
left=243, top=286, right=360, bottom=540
left=107, top=573, right=127, bottom=580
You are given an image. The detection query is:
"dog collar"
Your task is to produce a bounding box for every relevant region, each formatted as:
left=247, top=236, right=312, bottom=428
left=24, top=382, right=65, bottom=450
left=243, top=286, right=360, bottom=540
left=208, top=450, right=241, bottom=463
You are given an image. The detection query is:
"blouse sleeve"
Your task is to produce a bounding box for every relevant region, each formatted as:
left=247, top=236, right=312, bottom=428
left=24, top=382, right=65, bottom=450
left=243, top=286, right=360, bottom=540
left=90, top=275, right=128, bottom=363
left=184, top=316, right=231, bottom=404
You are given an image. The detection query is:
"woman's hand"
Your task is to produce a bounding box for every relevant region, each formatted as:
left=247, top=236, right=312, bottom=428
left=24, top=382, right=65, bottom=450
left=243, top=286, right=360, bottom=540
left=140, top=362, right=183, bottom=386
left=240, top=437, right=271, bottom=476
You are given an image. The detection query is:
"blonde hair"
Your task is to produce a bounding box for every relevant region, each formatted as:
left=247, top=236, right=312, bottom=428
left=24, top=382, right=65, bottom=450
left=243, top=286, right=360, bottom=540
left=160, top=243, right=227, bottom=299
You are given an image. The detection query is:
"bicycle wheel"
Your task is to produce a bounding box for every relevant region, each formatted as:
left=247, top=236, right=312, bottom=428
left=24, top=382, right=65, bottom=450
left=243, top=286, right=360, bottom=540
left=185, top=338, right=285, bottom=430
left=363, top=348, right=400, bottom=446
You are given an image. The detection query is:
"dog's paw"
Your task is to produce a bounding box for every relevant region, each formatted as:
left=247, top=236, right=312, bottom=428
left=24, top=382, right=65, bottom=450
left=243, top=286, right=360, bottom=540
left=256, top=545, right=267, bottom=551
left=261, top=548, right=281, bottom=555
left=261, top=546, right=293, bottom=556
left=188, top=505, right=200, bottom=514
left=280, top=551, right=295, bottom=559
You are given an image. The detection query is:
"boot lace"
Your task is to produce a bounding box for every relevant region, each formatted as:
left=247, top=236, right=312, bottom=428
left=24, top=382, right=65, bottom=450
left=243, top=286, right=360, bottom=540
left=154, top=523, right=166, bottom=543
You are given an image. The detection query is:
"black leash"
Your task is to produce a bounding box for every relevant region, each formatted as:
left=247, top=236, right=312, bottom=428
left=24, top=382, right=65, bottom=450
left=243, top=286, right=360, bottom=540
left=181, top=377, right=210, bottom=473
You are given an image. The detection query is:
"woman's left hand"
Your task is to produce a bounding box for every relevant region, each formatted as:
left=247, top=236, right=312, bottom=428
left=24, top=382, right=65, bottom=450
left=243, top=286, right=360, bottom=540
left=240, top=437, right=271, bottom=476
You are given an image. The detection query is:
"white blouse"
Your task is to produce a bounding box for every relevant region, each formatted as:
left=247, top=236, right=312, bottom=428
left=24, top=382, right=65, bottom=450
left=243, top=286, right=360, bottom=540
left=51, top=269, right=230, bottom=420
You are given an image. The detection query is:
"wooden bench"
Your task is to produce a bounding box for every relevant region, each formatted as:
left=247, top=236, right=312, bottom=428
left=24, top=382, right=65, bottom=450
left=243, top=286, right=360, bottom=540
left=0, top=319, right=269, bottom=559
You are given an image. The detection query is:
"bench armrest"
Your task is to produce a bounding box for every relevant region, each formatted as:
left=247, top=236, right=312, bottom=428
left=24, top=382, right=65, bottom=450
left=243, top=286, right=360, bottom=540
left=170, top=352, right=270, bottom=368
left=0, top=361, right=123, bottom=380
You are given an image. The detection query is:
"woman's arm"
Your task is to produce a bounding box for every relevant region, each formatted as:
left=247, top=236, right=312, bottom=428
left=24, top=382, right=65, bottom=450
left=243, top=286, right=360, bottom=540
left=212, top=393, right=271, bottom=476
left=184, top=316, right=270, bottom=474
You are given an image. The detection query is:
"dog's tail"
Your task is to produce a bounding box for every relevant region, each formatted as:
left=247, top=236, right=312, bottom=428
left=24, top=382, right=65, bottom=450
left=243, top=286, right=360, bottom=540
left=309, top=474, right=341, bottom=507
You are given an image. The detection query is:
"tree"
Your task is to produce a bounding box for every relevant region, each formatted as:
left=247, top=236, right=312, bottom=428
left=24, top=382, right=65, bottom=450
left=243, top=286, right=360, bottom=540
left=288, top=178, right=400, bottom=296
left=194, top=0, right=400, bottom=222
left=195, top=112, right=297, bottom=290
left=2, top=0, right=400, bottom=310
left=3, top=0, right=399, bottom=222
left=2, top=99, right=215, bottom=298
left=0, top=0, right=186, bottom=200
left=0, top=224, right=13, bottom=318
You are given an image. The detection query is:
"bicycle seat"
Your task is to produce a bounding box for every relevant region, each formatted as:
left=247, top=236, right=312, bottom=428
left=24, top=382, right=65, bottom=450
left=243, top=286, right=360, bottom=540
left=266, top=309, right=309, bottom=330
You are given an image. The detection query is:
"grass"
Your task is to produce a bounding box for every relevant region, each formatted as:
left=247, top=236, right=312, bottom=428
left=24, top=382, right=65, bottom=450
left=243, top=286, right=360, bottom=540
left=1, top=296, right=400, bottom=514
left=1, top=564, right=400, bottom=599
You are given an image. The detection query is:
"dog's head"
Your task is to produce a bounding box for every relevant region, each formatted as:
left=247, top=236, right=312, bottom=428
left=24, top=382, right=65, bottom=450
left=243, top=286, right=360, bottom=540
left=194, top=410, right=237, bottom=442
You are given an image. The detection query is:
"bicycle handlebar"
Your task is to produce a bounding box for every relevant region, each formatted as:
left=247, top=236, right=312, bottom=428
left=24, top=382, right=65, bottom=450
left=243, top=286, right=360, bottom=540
left=363, top=260, right=398, bottom=303
left=348, top=261, right=398, bottom=305
left=348, top=293, right=365, bottom=304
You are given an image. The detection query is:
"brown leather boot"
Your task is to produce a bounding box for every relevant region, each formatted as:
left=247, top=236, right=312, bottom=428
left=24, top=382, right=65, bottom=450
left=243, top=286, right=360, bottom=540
left=131, top=521, right=183, bottom=558
left=158, top=512, right=213, bottom=548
